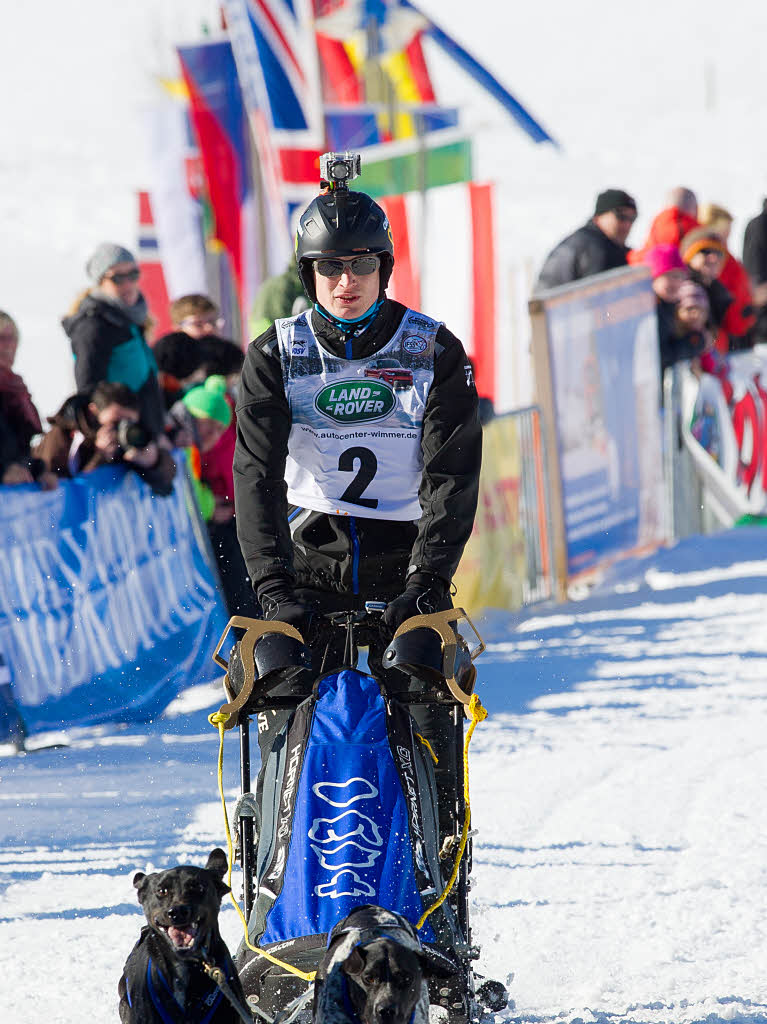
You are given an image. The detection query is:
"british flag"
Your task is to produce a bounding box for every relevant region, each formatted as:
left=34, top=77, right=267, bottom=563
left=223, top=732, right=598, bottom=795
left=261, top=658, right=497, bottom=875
left=222, top=0, right=327, bottom=266
left=223, top=2, right=324, bottom=171
left=225, top=0, right=324, bottom=142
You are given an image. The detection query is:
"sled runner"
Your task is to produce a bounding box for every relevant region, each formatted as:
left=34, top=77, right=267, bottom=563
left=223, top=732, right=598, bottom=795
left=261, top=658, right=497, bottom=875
left=211, top=606, right=506, bottom=1024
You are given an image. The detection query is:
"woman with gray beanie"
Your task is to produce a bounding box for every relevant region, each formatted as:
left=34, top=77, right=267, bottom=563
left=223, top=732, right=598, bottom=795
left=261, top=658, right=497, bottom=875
left=62, top=242, right=166, bottom=436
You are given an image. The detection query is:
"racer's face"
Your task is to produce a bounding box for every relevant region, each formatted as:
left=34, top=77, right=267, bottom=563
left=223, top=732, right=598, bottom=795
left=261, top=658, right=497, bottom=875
left=313, top=257, right=380, bottom=320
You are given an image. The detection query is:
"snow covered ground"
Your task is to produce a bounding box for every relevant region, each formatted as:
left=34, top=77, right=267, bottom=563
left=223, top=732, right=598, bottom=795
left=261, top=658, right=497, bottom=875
left=3, top=526, right=767, bottom=1023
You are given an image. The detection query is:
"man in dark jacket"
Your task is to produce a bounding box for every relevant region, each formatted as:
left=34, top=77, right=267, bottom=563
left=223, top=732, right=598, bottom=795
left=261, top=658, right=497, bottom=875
left=743, top=199, right=767, bottom=345
left=233, top=173, right=482, bottom=819
left=535, top=188, right=638, bottom=291
left=62, top=243, right=166, bottom=436
left=234, top=191, right=480, bottom=645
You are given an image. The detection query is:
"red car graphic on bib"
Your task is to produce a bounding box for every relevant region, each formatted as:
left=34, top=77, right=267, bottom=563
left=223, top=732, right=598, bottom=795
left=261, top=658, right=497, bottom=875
left=363, top=357, right=413, bottom=390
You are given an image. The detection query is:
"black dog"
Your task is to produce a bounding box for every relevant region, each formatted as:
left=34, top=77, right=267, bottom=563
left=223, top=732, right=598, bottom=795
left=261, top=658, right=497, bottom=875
left=118, top=848, right=249, bottom=1023
left=313, top=905, right=430, bottom=1024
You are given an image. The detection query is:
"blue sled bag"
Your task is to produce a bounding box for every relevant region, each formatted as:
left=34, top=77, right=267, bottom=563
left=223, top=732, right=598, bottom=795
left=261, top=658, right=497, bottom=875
left=237, top=669, right=460, bottom=981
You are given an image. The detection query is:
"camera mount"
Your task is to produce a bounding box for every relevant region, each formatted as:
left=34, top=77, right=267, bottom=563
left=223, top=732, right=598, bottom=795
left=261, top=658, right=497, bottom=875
left=319, top=151, right=361, bottom=192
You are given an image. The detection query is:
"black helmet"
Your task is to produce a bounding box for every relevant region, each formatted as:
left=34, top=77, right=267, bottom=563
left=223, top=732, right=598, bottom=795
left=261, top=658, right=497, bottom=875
left=295, top=189, right=394, bottom=303
left=382, top=627, right=476, bottom=700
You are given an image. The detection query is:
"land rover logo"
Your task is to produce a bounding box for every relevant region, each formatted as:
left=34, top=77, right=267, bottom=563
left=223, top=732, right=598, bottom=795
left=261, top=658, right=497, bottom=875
left=315, top=379, right=396, bottom=423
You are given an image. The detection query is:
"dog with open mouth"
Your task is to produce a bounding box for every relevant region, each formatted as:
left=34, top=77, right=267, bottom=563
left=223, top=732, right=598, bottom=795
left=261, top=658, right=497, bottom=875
left=118, top=848, right=249, bottom=1023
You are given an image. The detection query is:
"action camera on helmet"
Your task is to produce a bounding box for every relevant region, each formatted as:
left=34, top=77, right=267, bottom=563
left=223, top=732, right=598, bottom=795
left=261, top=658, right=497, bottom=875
left=295, top=150, right=394, bottom=303
left=319, top=151, right=361, bottom=190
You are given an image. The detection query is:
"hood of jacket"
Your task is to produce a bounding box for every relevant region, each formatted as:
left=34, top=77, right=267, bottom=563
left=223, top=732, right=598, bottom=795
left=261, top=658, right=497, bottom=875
left=46, top=392, right=95, bottom=436
left=61, top=292, right=138, bottom=339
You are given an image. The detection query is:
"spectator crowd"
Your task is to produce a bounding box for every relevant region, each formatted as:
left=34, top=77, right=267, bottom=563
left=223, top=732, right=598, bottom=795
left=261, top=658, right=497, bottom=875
left=535, top=186, right=767, bottom=379
left=4, top=190, right=767, bottom=621
left=1, top=242, right=258, bottom=621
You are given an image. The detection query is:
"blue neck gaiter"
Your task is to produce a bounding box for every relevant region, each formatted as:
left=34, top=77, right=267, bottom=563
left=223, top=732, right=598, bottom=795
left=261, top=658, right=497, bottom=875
left=314, top=299, right=383, bottom=334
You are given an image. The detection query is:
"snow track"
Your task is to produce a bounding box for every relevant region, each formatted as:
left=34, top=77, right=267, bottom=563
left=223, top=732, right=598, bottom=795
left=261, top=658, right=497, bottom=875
left=3, top=531, right=767, bottom=1022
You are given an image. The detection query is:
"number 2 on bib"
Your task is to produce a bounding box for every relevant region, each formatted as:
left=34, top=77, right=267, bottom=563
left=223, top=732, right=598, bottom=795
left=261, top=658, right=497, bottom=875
left=338, top=446, right=378, bottom=508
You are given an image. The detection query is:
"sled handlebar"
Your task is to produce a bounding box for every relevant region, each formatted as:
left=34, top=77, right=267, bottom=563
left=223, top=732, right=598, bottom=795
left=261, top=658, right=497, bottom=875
left=325, top=600, right=387, bottom=629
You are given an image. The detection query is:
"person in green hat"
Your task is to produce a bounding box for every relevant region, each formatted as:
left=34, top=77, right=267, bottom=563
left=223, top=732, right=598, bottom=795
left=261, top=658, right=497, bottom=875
left=171, top=376, right=255, bottom=617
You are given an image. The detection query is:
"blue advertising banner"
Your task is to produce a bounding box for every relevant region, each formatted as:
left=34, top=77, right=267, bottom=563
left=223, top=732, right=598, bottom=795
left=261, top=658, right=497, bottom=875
left=542, top=269, right=665, bottom=577
left=0, top=463, right=229, bottom=739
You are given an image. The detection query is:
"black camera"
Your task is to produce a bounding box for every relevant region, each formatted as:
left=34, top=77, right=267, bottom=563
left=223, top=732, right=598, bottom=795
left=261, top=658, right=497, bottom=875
left=115, top=419, right=153, bottom=451
left=319, top=151, right=361, bottom=190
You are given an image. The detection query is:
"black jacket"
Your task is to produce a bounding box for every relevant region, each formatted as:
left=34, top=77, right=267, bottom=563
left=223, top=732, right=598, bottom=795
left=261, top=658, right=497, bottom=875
left=63, top=295, right=166, bottom=436
left=743, top=200, right=767, bottom=343
left=233, top=300, right=481, bottom=600
left=536, top=220, right=630, bottom=291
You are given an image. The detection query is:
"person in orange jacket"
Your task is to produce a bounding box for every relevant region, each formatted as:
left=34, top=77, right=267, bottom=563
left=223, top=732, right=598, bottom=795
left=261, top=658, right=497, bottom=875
left=679, top=225, right=734, bottom=354
left=628, top=187, right=699, bottom=265
left=697, top=202, right=755, bottom=351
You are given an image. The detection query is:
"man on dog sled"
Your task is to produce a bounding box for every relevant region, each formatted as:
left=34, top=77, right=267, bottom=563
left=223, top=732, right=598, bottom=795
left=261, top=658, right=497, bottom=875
left=230, top=152, right=486, bottom=1022
left=233, top=152, right=481, bottom=809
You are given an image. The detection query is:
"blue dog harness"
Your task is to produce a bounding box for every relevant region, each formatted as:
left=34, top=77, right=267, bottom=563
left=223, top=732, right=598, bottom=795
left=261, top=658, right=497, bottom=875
left=123, top=929, right=237, bottom=1024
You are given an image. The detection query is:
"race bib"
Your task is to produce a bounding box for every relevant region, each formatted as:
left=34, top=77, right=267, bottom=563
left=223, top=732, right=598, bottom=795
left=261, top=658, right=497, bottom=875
left=276, top=310, right=439, bottom=519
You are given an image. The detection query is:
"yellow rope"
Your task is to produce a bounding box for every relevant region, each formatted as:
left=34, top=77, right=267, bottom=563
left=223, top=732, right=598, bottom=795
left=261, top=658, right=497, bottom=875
left=415, top=732, right=439, bottom=765
left=415, top=694, right=487, bottom=931
left=208, top=691, right=487, bottom=964
left=207, top=711, right=317, bottom=983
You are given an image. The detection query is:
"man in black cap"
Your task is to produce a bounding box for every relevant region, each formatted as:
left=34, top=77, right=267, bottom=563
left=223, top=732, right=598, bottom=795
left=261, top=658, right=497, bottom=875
left=535, top=188, right=638, bottom=291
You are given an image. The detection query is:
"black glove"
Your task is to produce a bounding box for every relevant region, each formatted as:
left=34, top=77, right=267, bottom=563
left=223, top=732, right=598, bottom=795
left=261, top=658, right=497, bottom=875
left=257, top=576, right=314, bottom=638
left=381, top=572, right=449, bottom=635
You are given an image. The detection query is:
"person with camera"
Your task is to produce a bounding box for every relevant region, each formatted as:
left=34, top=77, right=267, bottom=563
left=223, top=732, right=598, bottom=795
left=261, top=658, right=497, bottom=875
left=62, top=243, right=166, bottom=437
left=233, top=153, right=482, bottom=823
left=36, top=381, right=176, bottom=496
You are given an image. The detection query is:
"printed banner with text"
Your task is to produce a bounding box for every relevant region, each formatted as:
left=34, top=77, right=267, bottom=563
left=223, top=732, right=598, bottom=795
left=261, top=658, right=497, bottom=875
left=0, top=464, right=228, bottom=739
left=542, top=270, right=666, bottom=578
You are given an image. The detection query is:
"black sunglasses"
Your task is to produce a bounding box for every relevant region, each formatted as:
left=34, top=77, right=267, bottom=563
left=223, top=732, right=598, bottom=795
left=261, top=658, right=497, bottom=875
left=699, top=247, right=723, bottom=257
left=106, top=267, right=140, bottom=285
left=315, top=255, right=380, bottom=278
left=614, top=211, right=637, bottom=224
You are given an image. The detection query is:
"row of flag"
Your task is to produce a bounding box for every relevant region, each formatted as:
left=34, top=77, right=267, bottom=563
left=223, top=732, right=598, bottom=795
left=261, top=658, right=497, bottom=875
left=140, top=0, right=555, bottom=404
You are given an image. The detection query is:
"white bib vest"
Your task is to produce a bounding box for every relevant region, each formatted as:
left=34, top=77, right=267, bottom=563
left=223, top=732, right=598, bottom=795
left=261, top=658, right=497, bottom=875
left=275, top=309, right=440, bottom=519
